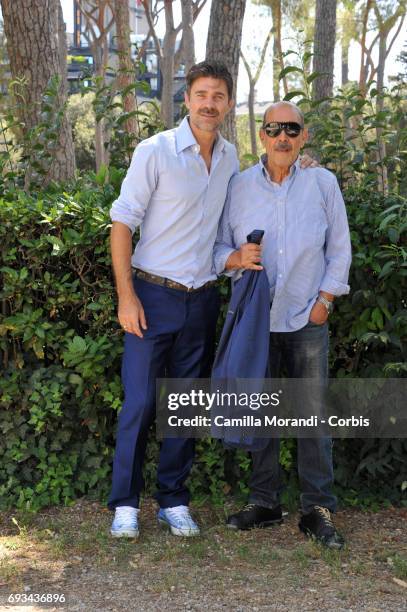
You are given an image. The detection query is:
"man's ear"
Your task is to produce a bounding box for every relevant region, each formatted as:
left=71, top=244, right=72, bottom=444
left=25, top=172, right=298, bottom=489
left=301, top=127, right=309, bottom=145
left=226, top=98, right=235, bottom=114
left=259, top=128, right=266, bottom=147
left=184, top=90, right=190, bottom=109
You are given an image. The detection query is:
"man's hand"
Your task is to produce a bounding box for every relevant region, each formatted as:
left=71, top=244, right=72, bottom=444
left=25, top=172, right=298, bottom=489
left=309, top=300, right=328, bottom=325
left=225, top=243, right=263, bottom=271
left=118, top=292, right=147, bottom=338
left=299, top=153, right=319, bottom=169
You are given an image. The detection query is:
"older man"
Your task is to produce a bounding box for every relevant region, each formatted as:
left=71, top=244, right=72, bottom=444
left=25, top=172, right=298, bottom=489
left=214, top=101, right=352, bottom=548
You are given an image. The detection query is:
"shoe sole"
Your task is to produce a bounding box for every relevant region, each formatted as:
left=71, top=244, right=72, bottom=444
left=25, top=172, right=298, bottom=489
left=110, top=529, right=139, bottom=539
left=299, top=525, right=344, bottom=549
left=158, top=518, right=200, bottom=537
left=227, top=517, right=284, bottom=531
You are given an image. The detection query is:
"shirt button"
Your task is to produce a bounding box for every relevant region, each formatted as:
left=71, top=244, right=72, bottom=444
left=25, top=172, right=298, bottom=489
left=278, top=274, right=282, bottom=278
left=279, top=249, right=283, bottom=254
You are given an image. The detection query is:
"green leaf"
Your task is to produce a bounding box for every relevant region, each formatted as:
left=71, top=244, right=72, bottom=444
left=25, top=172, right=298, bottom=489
left=279, top=66, right=303, bottom=80
left=283, top=90, right=306, bottom=101
left=378, top=260, right=395, bottom=279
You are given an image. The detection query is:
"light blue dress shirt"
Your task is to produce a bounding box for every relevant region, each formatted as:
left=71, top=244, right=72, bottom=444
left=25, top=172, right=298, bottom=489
left=214, top=156, right=352, bottom=332
left=110, top=116, right=239, bottom=288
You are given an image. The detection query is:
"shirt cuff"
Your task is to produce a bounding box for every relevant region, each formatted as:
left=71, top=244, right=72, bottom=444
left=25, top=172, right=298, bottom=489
left=214, top=246, right=236, bottom=277
left=110, top=210, right=137, bottom=235
left=319, top=274, right=350, bottom=296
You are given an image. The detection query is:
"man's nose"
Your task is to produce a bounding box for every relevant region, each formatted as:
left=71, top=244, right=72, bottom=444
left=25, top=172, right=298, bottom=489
left=276, top=130, right=289, bottom=143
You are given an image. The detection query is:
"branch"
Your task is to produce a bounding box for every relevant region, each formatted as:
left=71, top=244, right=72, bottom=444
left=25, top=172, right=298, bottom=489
left=359, top=0, right=373, bottom=89
left=164, top=0, right=175, bottom=34
left=77, top=3, right=98, bottom=42
left=174, top=0, right=207, bottom=37
left=135, top=30, right=153, bottom=60
left=254, top=26, right=273, bottom=84
left=367, top=31, right=380, bottom=55
left=141, top=0, right=163, bottom=57
left=76, top=1, right=114, bottom=44
left=385, top=13, right=405, bottom=61
left=372, top=0, right=383, bottom=27
left=192, top=0, right=208, bottom=23
left=360, top=41, right=375, bottom=79
left=174, top=38, right=184, bottom=70
left=240, top=50, right=253, bottom=83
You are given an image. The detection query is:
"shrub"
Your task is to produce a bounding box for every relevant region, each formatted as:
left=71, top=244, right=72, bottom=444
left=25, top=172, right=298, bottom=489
left=1, top=59, right=406, bottom=510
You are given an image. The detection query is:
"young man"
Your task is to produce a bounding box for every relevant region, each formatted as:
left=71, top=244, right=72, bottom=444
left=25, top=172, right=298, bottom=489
left=214, top=101, right=352, bottom=549
left=108, top=61, right=237, bottom=538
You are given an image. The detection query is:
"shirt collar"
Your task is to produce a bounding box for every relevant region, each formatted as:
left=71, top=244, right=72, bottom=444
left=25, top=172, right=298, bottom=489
left=175, top=116, right=225, bottom=155
left=259, top=154, right=300, bottom=182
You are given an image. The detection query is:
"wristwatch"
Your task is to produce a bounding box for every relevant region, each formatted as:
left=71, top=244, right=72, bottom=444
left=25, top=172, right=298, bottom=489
left=317, top=295, right=334, bottom=315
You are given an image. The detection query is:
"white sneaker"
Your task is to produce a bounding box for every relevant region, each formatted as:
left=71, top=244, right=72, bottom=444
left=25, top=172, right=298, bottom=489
left=110, top=506, right=139, bottom=538
left=157, top=505, right=200, bottom=537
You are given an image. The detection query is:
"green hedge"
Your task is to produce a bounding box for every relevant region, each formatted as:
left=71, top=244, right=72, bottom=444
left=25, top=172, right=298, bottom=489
left=0, top=173, right=406, bottom=512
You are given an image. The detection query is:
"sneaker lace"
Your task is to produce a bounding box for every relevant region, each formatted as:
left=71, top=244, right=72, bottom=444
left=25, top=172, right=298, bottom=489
left=165, top=505, right=193, bottom=522
left=242, top=503, right=257, bottom=513
left=116, top=506, right=139, bottom=519
left=314, top=506, right=334, bottom=528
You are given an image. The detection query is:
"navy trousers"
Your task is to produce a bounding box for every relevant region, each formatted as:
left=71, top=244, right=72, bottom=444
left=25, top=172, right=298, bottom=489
left=108, top=277, right=220, bottom=510
left=248, top=321, right=337, bottom=513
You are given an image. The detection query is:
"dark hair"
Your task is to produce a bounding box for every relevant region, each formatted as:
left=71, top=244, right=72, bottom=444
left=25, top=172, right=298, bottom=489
left=186, top=61, right=234, bottom=100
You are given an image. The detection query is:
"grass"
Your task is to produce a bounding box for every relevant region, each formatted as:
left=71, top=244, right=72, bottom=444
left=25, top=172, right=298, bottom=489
left=391, top=554, right=407, bottom=580
left=0, top=500, right=405, bottom=609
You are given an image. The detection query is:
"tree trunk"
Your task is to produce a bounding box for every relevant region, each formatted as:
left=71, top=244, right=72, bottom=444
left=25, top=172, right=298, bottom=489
left=312, top=0, right=337, bottom=101
left=270, top=0, right=285, bottom=100
left=1, top=0, right=76, bottom=183
left=113, top=0, right=138, bottom=140
left=92, top=38, right=110, bottom=171
left=180, top=0, right=195, bottom=73
left=359, top=0, right=373, bottom=94
left=206, top=0, right=246, bottom=144
left=375, top=31, right=388, bottom=194
left=160, top=1, right=177, bottom=129
left=341, top=39, right=349, bottom=86
left=248, top=81, right=257, bottom=156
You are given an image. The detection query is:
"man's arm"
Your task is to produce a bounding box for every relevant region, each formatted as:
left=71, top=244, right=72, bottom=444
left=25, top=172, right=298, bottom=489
left=213, top=181, right=263, bottom=275
left=110, top=141, right=158, bottom=337
left=310, top=176, right=352, bottom=324
left=225, top=245, right=263, bottom=271
left=111, top=222, right=147, bottom=338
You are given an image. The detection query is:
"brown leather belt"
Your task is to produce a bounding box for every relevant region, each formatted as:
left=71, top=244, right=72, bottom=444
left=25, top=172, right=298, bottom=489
left=134, top=268, right=217, bottom=293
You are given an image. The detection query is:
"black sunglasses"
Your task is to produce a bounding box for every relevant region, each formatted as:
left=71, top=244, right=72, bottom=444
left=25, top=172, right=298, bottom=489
left=262, top=122, right=303, bottom=138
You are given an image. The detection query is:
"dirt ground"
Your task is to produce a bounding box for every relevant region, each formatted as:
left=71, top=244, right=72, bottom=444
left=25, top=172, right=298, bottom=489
left=0, top=499, right=406, bottom=611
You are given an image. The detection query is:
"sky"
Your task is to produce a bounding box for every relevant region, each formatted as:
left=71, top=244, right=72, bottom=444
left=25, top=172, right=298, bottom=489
left=61, top=0, right=404, bottom=105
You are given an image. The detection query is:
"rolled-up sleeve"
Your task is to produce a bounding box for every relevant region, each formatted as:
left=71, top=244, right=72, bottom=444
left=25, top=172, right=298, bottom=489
left=213, top=186, right=236, bottom=276
left=110, top=140, right=158, bottom=234
left=320, top=178, right=352, bottom=296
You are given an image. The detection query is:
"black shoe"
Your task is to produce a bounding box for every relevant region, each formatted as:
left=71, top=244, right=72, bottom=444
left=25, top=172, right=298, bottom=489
left=227, top=503, right=283, bottom=531
left=299, top=506, right=345, bottom=549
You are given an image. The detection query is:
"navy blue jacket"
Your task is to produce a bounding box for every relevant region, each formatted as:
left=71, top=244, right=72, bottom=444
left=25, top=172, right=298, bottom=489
left=212, top=231, right=270, bottom=451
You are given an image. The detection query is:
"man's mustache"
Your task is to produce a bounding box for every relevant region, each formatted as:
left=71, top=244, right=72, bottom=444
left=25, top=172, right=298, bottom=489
left=274, top=144, right=292, bottom=151
left=198, top=108, right=219, bottom=117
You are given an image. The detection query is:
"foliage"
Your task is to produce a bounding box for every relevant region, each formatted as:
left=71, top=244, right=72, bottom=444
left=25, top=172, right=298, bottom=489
left=0, top=182, right=120, bottom=510
left=78, top=63, right=164, bottom=170
left=66, top=93, right=96, bottom=171
left=0, top=75, right=68, bottom=192
left=1, top=48, right=406, bottom=511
